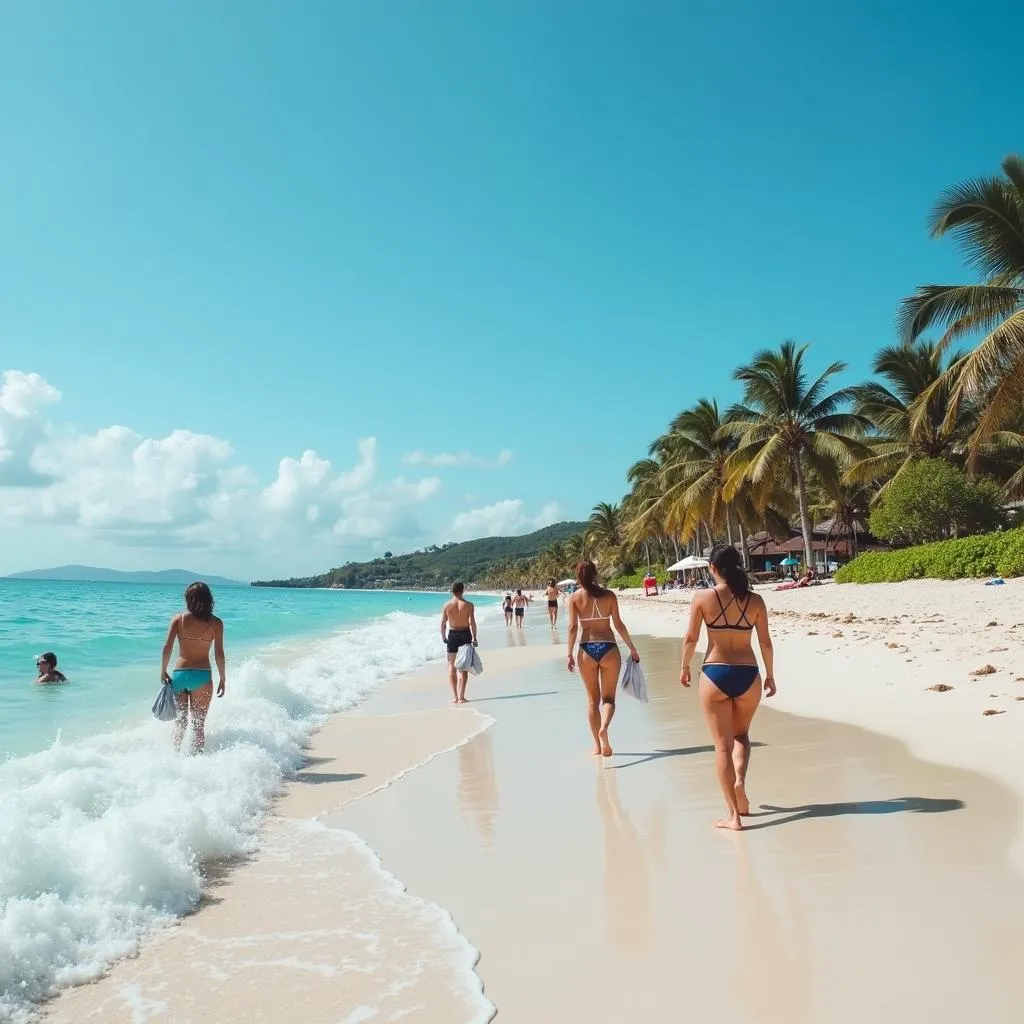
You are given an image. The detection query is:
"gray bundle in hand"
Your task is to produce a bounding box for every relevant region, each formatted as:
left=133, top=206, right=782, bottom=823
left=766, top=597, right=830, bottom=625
left=152, top=683, right=177, bottom=722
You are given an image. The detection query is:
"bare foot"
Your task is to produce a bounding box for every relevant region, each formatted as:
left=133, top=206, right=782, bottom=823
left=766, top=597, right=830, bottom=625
left=734, top=782, right=750, bottom=816
left=598, top=730, right=613, bottom=757
left=715, top=816, right=744, bottom=831
left=457, top=697, right=469, bottom=704
left=592, top=745, right=602, bottom=756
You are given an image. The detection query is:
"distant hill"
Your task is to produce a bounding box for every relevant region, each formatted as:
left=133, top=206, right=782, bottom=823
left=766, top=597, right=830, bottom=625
left=6, top=565, right=249, bottom=586
left=253, top=521, right=587, bottom=589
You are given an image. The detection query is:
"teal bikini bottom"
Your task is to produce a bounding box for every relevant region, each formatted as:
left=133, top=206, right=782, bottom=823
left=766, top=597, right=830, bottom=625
left=171, top=668, right=212, bottom=693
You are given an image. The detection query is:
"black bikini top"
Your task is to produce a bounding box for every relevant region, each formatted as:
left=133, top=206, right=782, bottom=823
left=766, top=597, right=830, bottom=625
left=705, top=590, right=754, bottom=630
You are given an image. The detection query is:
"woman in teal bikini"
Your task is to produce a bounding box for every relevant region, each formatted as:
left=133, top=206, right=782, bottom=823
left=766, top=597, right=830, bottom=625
left=160, top=582, right=226, bottom=753
left=567, top=560, right=639, bottom=757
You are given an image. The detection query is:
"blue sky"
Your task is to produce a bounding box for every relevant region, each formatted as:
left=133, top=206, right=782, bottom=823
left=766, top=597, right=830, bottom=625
left=1, top=1, right=1021, bottom=577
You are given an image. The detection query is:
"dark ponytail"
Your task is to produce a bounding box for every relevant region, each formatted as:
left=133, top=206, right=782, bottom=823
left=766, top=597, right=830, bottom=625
left=708, top=544, right=749, bottom=598
left=576, top=560, right=610, bottom=599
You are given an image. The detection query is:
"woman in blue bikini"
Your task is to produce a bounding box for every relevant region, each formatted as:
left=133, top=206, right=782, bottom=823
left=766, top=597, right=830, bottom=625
left=680, top=544, right=775, bottom=831
left=160, top=581, right=226, bottom=753
left=567, top=560, right=639, bottom=757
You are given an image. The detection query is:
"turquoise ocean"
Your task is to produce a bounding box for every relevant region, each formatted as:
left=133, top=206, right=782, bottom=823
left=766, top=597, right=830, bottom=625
left=0, top=581, right=493, bottom=1022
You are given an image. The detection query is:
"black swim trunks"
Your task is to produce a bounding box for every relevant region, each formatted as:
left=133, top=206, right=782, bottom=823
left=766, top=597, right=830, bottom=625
left=514, top=607, right=524, bottom=617
left=446, top=627, right=473, bottom=654
left=547, top=600, right=558, bottom=608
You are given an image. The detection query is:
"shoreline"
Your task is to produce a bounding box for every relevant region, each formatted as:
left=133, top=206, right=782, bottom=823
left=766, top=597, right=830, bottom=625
left=36, top=585, right=1024, bottom=1021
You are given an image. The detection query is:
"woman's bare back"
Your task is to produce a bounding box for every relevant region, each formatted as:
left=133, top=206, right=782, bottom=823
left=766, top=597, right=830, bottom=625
left=175, top=612, right=220, bottom=670
left=698, top=586, right=763, bottom=666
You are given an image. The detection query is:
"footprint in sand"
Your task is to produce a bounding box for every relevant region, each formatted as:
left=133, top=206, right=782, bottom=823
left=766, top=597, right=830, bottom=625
left=971, top=664, right=998, bottom=677
left=926, top=684, right=954, bottom=692
left=982, top=709, right=1006, bottom=716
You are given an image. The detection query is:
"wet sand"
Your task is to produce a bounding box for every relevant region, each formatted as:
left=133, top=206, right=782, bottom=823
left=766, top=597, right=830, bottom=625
left=341, top=634, right=1024, bottom=1022
left=42, top=626, right=1024, bottom=1023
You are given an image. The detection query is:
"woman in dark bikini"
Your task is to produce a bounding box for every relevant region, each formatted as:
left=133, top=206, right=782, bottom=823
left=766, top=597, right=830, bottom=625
left=160, top=581, right=226, bottom=754
left=680, top=544, right=775, bottom=831
left=503, top=594, right=514, bottom=626
left=567, top=560, right=640, bottom=757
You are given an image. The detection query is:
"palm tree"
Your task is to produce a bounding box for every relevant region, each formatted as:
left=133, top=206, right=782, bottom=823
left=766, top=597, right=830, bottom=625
left=586, top=502, right=625, bottom=569
left=846, top=339, right=973, bottom=494
left=564, top=532, right=590, bottom=566
left=809, top=478, right=873, bottom=561
left=724, top=341, right=870, bottom=568
left=900, top=154, right=1024, bottom=459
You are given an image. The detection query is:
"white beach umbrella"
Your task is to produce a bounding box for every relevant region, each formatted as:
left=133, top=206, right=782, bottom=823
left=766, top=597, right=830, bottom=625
left=666, top=556, right=709, bottom=571
left=557, top=578, right=575, bottom=587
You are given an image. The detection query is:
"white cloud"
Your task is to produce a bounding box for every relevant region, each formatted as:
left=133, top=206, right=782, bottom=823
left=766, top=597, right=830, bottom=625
left=449, top=499, right=561, bottom=542
left=0, top=370, right=62, bottom=485
left=0, top=369, right=446, bottom=562
left=402, top=448, right=513, bottom=468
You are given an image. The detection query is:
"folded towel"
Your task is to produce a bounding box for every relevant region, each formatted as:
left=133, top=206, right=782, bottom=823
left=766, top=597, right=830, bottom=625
left=454, top=644, right=484, bottom=675
left=152, top=683, right=177, bottom=722
left=619, top=658, right=648, bottom=703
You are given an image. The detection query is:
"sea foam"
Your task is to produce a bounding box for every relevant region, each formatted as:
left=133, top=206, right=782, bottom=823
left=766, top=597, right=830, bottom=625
left=0, top=609, right=444, bottom=1022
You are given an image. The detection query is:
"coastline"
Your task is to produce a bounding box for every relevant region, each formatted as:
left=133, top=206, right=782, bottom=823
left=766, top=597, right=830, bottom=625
left=37, top=584, right=1024, bottom=1021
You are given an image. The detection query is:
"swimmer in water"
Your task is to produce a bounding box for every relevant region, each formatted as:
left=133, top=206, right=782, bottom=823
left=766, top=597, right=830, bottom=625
left=34, top=652, right=68, bottom=685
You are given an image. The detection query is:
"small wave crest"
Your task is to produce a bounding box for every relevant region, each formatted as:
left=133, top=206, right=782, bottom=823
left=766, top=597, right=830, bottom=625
left=0, top=610, right=443, bottom=1022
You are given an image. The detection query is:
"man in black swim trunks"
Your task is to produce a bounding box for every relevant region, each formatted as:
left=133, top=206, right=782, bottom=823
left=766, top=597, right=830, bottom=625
left=441, top=581, right=478, bottom=704
left=512, top=589, right=527, bottom=628
left=545, top=579, right=561, bottom=627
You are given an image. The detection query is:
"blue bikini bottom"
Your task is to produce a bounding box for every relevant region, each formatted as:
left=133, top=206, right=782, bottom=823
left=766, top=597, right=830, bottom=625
left=579, top=641, right=618, bottom=663
left=702, top=664, right=759, bottom=698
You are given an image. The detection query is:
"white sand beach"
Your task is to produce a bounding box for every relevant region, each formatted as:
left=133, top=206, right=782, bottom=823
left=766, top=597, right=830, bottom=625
left=43, top=584, right=1024, bottom=1023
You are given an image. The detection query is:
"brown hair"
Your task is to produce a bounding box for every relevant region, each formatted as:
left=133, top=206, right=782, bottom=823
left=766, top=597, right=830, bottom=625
left=452, top=581, right=465, bottom=596
left=576, top=560, right=610, bottom=599
left=185, top=581, right=215, bottom=621
left=39, top=652, right=57, bottom=669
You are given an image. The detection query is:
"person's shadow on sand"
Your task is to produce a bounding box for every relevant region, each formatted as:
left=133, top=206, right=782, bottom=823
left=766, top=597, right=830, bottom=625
left=612, top=743, right=765, bottom=769
left=745, top=796, right=964, bottom=829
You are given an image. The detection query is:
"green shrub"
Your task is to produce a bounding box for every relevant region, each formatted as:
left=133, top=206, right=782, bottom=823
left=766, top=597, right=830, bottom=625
left=836, top=527, right=1024, bottom=584
left=868, top=458, right=1006, bottom=546
left=607, top=564, right=669, bottom=588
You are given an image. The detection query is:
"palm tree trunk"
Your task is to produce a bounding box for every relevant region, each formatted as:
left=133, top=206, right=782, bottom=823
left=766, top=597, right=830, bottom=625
left=671, top=535, right=680, bottom=561
left=644, top=541, right=650, bottom=568
left=793, top=456, right=815, bottom=568
left=737, top=516, right=749, bottom=570
left=725, top=508, right=734, bottom=546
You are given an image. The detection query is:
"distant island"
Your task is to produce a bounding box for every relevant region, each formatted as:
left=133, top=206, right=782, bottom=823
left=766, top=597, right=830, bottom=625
left=252, top=521, right=587, bottom=590
left=6, top=565, right=249, bottom=586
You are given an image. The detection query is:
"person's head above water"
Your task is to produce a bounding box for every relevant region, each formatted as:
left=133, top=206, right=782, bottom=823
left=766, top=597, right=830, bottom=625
left=36, top=652, right=58, bottom=672
left=708, top=543, right=750, bottom=598
left=575, top=560, right=610, bottom=599
left=185, top=581, right=215, bottom=621
left=451, top=581, right=465, bottom=596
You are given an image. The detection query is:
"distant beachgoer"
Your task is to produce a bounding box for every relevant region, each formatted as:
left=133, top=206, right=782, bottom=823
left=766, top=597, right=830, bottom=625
left=441, top=581, right=478, bottom=704
left=512, top=589, right=527, bottom=627
left=567, top=560, right=640, bottom=757
left=34, top=652, right=68, bottom=685
left=679, top=544, right=775, bottom=831
left=545, top=579, right=560, bottom=626
left=160, top=581, right=226, bottom=754
left=502, top=593, right=514, bottom=625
